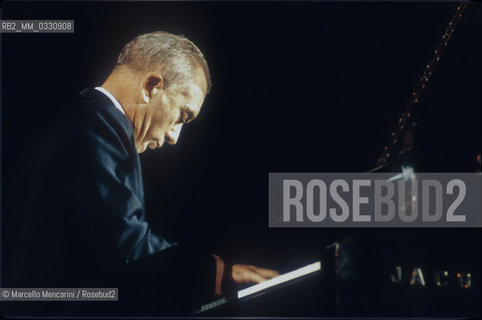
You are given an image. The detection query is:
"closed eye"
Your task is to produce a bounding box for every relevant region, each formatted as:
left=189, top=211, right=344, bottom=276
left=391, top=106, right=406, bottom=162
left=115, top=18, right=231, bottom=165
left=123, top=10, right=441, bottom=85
left=178, top=111, right=187, bottom=124
left=178, top=107, right=195, bottom=124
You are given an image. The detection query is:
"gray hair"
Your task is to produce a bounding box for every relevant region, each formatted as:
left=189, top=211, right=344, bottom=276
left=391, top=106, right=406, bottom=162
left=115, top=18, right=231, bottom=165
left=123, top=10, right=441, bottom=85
left=116, top=31, right=211, bottom=94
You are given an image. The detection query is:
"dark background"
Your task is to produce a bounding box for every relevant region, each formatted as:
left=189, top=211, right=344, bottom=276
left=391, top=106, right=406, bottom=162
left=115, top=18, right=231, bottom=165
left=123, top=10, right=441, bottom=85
left=1, top=1, right=481, bottom=317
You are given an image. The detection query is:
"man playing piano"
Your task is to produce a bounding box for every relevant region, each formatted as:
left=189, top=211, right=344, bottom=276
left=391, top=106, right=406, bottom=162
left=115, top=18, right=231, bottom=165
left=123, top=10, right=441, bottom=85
left=3, top=31, right=278, bottom=316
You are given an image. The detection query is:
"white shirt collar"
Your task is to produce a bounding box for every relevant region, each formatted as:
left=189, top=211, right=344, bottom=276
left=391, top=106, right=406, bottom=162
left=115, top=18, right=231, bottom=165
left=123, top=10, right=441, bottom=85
left=94, top=87, right=126, bottom=116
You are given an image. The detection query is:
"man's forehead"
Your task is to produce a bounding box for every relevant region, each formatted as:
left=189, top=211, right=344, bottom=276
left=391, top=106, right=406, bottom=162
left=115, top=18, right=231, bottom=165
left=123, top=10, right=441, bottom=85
left=192, top=64, right=208, bottom=96
left=185, top=83, right=205, bottom=116
left=188, top=83, right=205, bottom=100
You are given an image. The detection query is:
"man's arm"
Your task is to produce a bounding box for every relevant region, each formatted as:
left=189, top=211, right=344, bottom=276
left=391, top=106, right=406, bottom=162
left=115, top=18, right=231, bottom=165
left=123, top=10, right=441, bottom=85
left=63, top=106, right=171, bottom=266
left=63, top=102, right=279, bottom=294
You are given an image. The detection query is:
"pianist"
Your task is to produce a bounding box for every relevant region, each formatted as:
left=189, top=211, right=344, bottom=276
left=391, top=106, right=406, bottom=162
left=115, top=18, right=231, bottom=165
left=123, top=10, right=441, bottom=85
left=3, top=31, right=278, bottom=316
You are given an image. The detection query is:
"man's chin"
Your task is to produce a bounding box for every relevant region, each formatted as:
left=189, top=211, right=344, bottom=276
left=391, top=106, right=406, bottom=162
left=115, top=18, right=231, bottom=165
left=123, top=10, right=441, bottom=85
left=136, top=144, right=147, bottom=154
left=136, top=141, right=161, bottom=153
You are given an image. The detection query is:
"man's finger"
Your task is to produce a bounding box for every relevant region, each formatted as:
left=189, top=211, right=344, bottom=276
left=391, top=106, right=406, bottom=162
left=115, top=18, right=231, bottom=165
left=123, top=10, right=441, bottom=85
left=247, top=271, right=268, bottom=284
left=232, top=264, right=281, bottom=284
left=245, top=265, right=280, bottom=279
left=232, top=264, right=268, bottom=284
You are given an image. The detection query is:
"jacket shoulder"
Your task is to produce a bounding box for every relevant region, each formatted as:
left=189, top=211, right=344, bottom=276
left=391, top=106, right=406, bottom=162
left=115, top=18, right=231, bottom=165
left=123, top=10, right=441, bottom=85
left=66, top=88, right=135, bottom=151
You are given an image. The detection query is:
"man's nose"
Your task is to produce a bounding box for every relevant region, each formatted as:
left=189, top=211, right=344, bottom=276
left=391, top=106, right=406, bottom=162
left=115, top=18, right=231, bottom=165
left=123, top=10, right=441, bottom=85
left=165, top=124, right=183, bottom=145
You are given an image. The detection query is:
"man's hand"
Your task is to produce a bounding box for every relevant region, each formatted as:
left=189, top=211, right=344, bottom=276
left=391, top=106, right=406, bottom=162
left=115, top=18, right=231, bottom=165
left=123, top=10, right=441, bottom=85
left=231, top=264, right=280, bottom=284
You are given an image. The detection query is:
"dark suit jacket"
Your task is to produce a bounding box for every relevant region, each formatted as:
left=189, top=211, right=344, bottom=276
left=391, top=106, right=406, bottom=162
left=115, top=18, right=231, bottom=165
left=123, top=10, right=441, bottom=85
left=2, top=88, right=216, bottom=316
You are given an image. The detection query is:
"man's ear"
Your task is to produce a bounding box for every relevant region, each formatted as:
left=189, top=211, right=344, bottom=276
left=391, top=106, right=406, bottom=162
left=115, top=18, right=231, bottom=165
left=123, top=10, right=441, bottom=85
left=142, top=73, right=164, bottom=104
